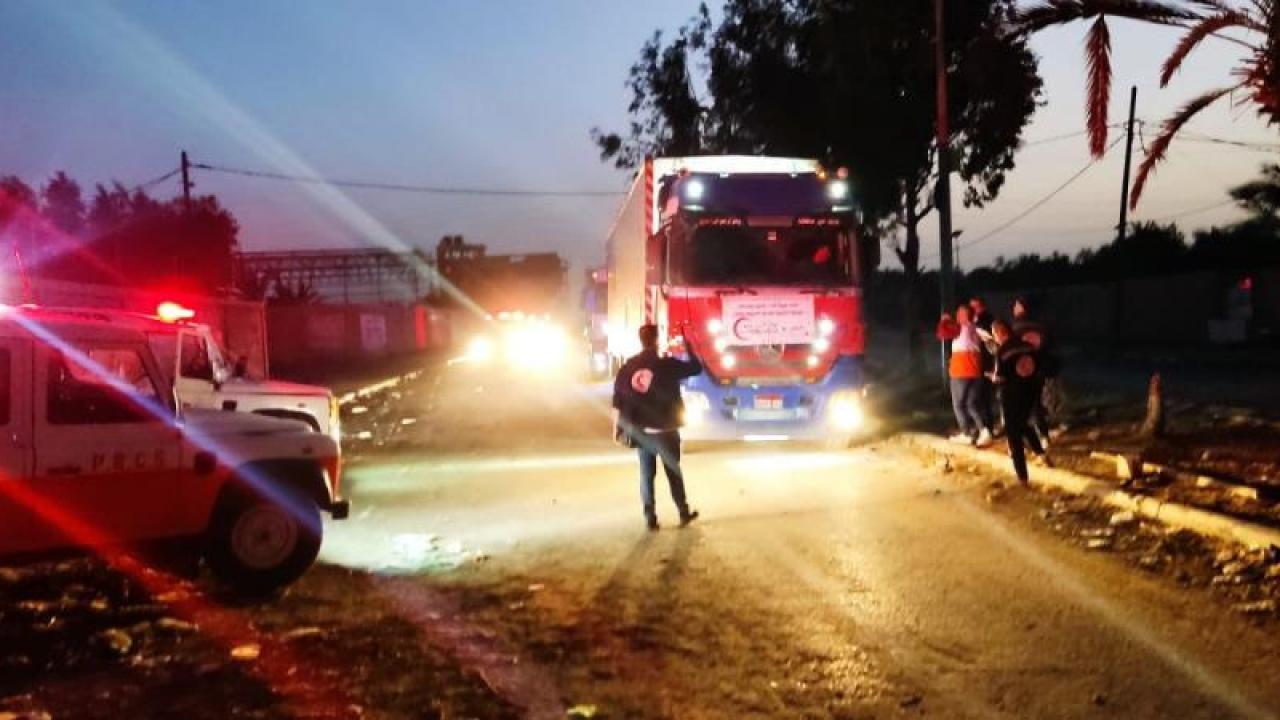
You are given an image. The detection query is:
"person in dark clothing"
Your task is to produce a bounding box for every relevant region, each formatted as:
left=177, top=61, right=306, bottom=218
left=612, top=324, right=702, bottom=531
left=991, top=320, right=1051, bottom=484
left=969, top=296, right=994, bottom=334
left=1012, top=296, right=1065, bottom=437
left=969, top=296, right=998, bottom=433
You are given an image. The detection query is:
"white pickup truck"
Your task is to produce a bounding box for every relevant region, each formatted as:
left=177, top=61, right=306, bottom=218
left=47, top=304, right=340, bottom=443
left=0, top=304, right=348, bottom=593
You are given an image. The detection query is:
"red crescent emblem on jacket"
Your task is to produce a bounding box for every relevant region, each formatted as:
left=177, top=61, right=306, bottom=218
left=630, top=368, right=654, bottom=394
left=1015, top=355, right=1036, bottom=378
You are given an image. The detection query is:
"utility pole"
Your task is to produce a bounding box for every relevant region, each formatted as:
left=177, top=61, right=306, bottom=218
left=1117, top=86, right=1137, bottom=243
left=180, top=150, right=194, bottom=210
left=934, top=0, right=956, bottom=384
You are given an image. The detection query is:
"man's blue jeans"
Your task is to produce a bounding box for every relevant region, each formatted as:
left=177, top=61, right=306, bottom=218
left=636, top=431, right=689, bottom=522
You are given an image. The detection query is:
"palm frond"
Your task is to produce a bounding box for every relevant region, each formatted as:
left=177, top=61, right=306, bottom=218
left=1014, top=0, right=1203, bottom=34
left=1086, top=17, right=1113, bottom=156
left=1161, top=13, right=1258, bottom=86
left=1130, top=85, right=1237, bottom=208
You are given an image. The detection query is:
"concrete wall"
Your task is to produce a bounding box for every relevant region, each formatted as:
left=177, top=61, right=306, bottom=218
left=978, top=270, right=1273, bottom=345
left=266, top=302, right=450, bottom=368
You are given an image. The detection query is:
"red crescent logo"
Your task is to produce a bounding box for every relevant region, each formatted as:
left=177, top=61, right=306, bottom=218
left=1015, top=355, right=1036, bottom=378
left=630, top=368, right=654, bottom=394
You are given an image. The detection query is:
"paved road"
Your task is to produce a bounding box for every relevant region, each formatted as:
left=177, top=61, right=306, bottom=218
left=323, top=368, right=1280, bottom=719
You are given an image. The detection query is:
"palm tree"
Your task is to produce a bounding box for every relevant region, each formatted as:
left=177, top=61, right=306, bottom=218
left=1014, top=0, right=1280, bottom=207
left=1229, top=162, right=1280, bottom=216
left=270, top=277, right=320, bottom=306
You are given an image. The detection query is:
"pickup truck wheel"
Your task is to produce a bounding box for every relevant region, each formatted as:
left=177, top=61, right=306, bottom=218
left=205, top=485, right=321, bottom=595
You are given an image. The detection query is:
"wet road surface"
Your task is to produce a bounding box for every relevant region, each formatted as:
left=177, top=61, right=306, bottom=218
left=322, top=368, right=1280, bottom=719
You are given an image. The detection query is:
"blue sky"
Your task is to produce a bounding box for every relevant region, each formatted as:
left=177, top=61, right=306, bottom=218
left=0, top=1, right=1274, bottom=274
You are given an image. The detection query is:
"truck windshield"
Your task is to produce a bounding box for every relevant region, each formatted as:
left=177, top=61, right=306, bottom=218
left=679, top=225, right=852, bottom=286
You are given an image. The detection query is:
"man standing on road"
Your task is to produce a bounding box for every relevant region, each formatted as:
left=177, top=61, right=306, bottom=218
left=991, top=320, right=1050, bottom=484
left=612, top=324, right=702, bottom=531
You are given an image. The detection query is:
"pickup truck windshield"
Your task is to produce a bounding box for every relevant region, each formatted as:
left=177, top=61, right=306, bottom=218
left=678, top=225, right=852, bottom=287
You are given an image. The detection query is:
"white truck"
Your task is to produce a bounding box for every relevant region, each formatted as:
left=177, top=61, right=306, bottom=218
left=47, top=303, right=340, bottom=443
left=0, top=304, right=348, bottom=593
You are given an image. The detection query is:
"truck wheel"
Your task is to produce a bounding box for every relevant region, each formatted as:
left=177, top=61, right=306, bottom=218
left=205, top=484, right=321, bottom=595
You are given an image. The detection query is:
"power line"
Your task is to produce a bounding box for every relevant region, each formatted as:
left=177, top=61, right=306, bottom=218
left=1177, top=133, right=1280, bottom=152
left=1049, top=198, right=1240, bottom=237
left=954, top=135, right=1125, bottom=253
left=132, top=167, right=181, bottom=191
left=1143, top=197, right=1239, bottom=222
left=190, top=161, right=625, bottom=198
left=1020, top=123, right=1124, bottom=148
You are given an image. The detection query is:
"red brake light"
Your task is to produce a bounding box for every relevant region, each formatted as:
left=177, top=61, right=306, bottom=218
left=156, top=301, right=195, bottom=323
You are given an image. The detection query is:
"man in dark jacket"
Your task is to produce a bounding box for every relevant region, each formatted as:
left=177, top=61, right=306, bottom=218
left=612, top=324, right=702, bottom=530
left=1012, top=296, right=1064, bottom=438
left=969, top=296, right=997, bottom=432
left=991, top=320, right=1050, bottom=484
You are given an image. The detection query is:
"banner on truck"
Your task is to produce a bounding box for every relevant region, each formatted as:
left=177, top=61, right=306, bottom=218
left=722, top=295, right=815, bottom=345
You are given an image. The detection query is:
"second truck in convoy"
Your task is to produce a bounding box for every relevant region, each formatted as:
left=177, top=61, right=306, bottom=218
left=605, top=156, right=874, bottom=444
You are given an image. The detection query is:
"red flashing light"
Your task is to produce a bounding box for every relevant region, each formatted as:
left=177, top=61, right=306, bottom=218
left=156, top=301, right=195, bottom=323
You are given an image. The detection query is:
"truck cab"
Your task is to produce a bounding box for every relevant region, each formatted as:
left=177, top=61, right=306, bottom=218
left=0, top=304, right=347, bottom=593
left=606, top=156, right=874, bottom=444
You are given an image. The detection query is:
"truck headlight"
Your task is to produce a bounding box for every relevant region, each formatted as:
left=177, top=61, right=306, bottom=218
left=504, top=323, right=567, bottom=370
left=828, top=391, right=864, bottom=431
left=466, top=336, right=495, bottom=362
left=682, top=390, right=711, bottom=427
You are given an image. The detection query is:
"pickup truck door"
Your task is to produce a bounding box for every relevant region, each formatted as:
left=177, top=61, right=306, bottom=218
left=32, top=342, right=184, bottom=548
left=174, top=328, right=218, bottom=411
left=0, top=337, right=38, bottom=556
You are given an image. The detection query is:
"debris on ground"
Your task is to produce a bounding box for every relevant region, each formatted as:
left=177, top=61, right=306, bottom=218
left=0, top=557, right=519, bottom=719
left=229, top=643, right=261, bottom=662
left=903, top=437, right=1280, bottom=626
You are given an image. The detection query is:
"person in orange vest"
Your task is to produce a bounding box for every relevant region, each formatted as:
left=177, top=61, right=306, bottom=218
left=937, top=305, right=993, bottom=447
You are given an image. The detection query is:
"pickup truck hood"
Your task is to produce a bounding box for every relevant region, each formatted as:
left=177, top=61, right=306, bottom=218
left=222, top=378, right=330, bottom=398
left=182, top=408, right=315, bottom=436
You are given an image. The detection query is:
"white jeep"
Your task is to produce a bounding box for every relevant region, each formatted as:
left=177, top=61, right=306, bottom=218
left=0, top=305, right=348, bottom=593
left=48, top=304, right=340, bottom=443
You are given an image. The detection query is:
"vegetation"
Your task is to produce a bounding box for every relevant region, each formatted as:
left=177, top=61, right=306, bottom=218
left=1014, top=0, right=1280, bottom=206
left=0, top=172, right=239, bottom=295
left=964, top=162, right=1280, bottom=290
left=595, top=0, right=1044, bottom=359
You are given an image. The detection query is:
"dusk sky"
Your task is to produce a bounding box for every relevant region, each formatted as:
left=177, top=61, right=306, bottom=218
left=2, top=0, right=1276, bottom=276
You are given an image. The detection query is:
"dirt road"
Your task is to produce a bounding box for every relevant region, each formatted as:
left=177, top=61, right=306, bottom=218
left=325, top=367, right=1280, bottom=719
left=5, top=364, right=1280, bottom=719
